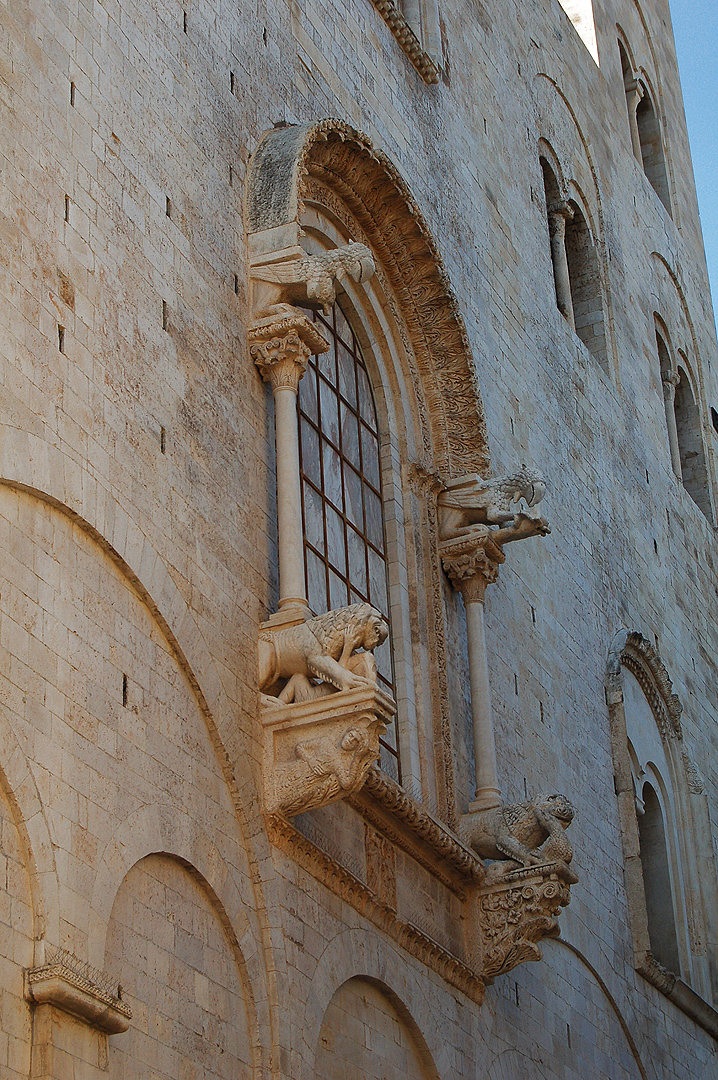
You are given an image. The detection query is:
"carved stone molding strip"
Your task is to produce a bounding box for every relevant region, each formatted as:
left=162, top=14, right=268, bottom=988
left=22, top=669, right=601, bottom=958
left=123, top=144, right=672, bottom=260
left=267, top=814, right=486, bottom=1004
left=25, top=949, right=131, bottom=1034
left=407, top=461, right=456, bottom=823
left=245, top=120, right=490, bottom=479
left=368, top=0, right=440, bottom=84
left=638, top=953, right=718, bottom=1040
left=607, top=630, right=683, bottom=740
left=349, top=766, right=484, bottom=898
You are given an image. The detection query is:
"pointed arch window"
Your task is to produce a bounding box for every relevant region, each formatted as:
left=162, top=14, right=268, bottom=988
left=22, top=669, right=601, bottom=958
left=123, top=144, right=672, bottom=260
left=298, top=303, right=399, bottom=778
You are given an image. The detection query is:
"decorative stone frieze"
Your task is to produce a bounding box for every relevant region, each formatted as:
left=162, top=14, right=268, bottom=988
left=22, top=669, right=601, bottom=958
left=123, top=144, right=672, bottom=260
left=25, top=948, right=132, bottom=1034
left=478, top=861, right=575, bottom=981
left=259, top=603, right=396, bottom=815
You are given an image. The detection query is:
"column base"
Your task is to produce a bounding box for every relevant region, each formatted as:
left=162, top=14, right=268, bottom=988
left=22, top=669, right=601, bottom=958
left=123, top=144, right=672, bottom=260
left=468, top=788, right=503, bottom=812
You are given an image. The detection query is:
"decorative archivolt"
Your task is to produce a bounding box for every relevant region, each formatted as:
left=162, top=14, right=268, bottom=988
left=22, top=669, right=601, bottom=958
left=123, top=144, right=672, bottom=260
left=607, top=629, right=683, bottom=741
left=245, top=119, right=490, bottom=479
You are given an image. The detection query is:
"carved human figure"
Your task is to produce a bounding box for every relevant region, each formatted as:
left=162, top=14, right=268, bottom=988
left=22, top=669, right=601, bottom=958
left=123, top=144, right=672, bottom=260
left=275, top=724, right=379, bottom=816
left=438, top=467, right=548, bottom=542
left=259, top=602, right=389, bottom=704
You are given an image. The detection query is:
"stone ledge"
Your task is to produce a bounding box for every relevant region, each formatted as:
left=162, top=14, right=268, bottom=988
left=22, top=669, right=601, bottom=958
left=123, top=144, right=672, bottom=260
left=349, top=766, right=485, bottom=898
left=25, top=958, right=132, bottom=1034
left=638, top=953, right=718, bottom=1040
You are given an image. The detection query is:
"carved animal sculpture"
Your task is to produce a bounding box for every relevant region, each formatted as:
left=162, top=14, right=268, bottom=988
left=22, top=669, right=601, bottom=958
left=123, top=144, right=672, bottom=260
left=259, top=602, right=388, bottom=703
left=460, top=792, right=575, bottom=868
left=438, top=467, right=547, bottom=540
left=252, top=242, right=375, bottom=316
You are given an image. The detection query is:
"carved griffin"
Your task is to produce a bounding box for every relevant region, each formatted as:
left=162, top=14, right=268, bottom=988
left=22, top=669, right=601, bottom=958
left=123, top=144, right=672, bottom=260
left=460, top=792, right=575, bottom=871
left=252, top=242, right=376, bottom=317
left=438, top=467, right=548, bottom=540
left=259, top=602, right=388, bottom=704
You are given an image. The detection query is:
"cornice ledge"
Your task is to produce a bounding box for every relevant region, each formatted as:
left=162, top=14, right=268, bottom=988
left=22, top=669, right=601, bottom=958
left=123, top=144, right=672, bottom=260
left=267, top=813, right=485, bottom=1004
left=349, top=766, right=485, bottom=894
left=638, top=953, right=718, bottom=1040
left=368, top=0, right=440, bottom=84
left=25, top=956, right=131, bottom=1034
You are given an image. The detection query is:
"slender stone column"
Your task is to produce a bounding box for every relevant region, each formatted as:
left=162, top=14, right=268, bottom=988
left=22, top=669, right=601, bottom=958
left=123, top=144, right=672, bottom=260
left=547, top=201, right=575, bottom=330
left=625, top=78, right=645, bottom=164
left=441, top=538, right=503, bottom=811
left=250, top=313, right=328, bottom=615
left=662, top=368, right=683, bottom=480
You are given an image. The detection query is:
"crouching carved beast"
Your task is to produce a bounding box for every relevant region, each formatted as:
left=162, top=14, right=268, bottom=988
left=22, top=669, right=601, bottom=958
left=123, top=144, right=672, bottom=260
left=259, top=603, right=388, bottom=704
left=460, top=792, right=576, bottom=872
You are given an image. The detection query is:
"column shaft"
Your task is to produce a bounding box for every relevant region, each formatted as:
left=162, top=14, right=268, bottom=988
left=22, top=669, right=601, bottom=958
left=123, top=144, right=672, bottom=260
left=465, top=597, right=502, bottom=811
left=548, top=207, right=575, bottom=330
left=273, top=384, right=307, bottom=608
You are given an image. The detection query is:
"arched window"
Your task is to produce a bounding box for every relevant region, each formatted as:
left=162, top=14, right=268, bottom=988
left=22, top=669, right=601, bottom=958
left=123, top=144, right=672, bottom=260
left=299, top=303, right=399, bottom=779
left=606, top=631, right=718, bottom=1016
left=674, top=362, right=711, bottom=518
left=541, top=156, right=607, bottom=369
left=617, top=39, right=671, bottom=215
left=564, top=201, right=607, bottom=368
left=637, top=781, right=681, bottom=974
left=636, top=89, right=671, bottom=214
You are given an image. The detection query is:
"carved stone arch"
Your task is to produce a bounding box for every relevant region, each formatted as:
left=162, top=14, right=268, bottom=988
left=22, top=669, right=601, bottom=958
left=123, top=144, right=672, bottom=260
left=245, top=119, right=490, bottom=479
left=92, top=808, right=265, bottom=1076
left=605, top=629, right=718, bottom=1025
left=0, top=706, right=59, bottom=956
left=537, top=137, right=568, bottom=198
left=607, top=629, right=683, bottom=742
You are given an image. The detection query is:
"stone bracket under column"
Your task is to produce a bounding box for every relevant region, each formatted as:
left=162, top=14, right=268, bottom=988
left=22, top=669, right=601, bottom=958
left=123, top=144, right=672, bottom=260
left=25, top=950, right=131, bottom=1034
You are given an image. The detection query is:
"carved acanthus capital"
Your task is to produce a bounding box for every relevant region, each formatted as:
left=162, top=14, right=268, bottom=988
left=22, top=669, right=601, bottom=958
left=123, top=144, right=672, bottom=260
left=547, top=199, right=574, bottom=237
left=250, top=312, right=329, bottom=391
left=661, top=367, right=680, bottom=400
left=478, top=861, right=575, bottom=981
left=440, top=531, right=504, bottom=600
left=251, top=241, right=375, bottom=318
left=261, top=686, right=396, bottom=816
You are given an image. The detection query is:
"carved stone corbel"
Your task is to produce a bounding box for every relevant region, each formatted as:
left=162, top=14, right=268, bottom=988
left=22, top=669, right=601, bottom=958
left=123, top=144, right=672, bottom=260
left=259, top=602, right=396, bottom=816
left=478, top=861, right=575, bottom=980
left=25, top=948, right=131, bottom=1034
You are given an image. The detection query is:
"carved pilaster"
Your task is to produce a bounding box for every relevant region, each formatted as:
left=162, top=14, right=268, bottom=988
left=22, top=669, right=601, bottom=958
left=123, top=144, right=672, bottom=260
left=478, top=861, right=575, bottom=981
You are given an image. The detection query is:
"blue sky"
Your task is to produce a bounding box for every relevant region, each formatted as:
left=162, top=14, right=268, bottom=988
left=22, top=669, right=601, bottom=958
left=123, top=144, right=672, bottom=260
left=670, top=0, right=718, bottom=321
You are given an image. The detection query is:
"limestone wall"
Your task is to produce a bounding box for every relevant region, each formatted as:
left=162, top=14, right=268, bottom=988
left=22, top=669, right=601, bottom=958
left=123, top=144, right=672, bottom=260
left=1, top=0, right=718, bottom=1073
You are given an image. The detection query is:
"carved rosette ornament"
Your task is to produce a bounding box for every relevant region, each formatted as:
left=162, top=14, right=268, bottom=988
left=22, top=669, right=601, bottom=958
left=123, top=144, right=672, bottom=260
left=478, top=861, right=574, bottom=981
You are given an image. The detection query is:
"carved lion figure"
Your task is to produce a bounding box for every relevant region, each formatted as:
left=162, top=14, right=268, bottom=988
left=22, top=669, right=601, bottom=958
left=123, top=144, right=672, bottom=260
left=259, top=602, right=388, bottom=704
left=460, top=792, right=575, bottom=868
left=438, top=467, right=547, bottom=540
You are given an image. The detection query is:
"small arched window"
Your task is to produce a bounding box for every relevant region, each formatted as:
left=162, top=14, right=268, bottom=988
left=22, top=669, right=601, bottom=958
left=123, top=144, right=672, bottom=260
left=674, top=362, right=711, bottom=518
left=636, top=90, right=671, bottom=214
left=564, top=202, right=607, bottom=368
left=617, top=39, right=671, bottom=215
left=637, top=781, right=681, bottom=974
left=298, top=303, right=399, bottom=778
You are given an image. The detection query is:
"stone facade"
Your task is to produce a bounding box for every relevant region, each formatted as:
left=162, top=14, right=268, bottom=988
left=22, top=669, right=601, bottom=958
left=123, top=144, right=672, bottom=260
left=1, top=0, right=718, bottom=1073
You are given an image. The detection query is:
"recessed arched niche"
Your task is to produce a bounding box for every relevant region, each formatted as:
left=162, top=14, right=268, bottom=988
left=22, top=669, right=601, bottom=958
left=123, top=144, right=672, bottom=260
left=105, top=853, right=253, bottom=1080
left=313, top=976, right=439, bottom=1080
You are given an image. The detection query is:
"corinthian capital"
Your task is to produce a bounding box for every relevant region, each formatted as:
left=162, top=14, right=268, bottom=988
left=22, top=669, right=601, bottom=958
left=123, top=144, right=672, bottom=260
left=440, top=530, right=504, bottom=602
left=250, top=312, right=329, bottom=391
